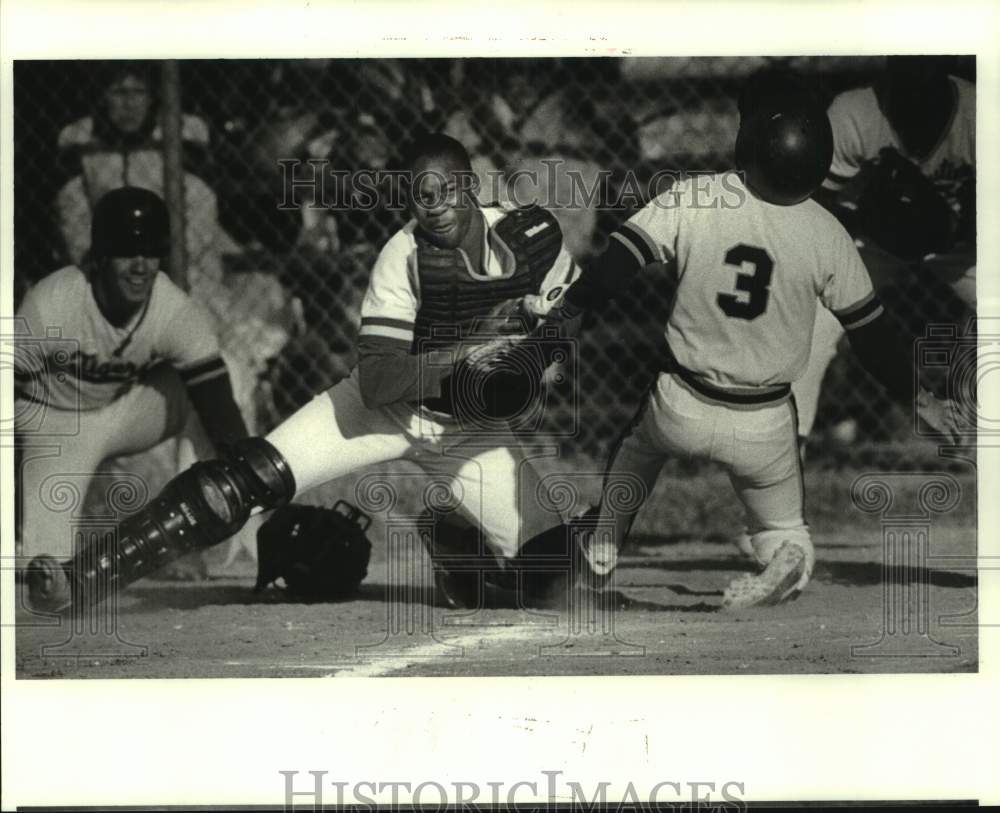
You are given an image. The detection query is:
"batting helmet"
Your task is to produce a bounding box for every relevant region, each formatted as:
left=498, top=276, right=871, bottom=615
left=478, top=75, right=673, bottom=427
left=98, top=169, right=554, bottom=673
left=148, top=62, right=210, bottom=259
left=735, top=72, right=833, bottom=206
left=91, top=186, right=170, bottom=259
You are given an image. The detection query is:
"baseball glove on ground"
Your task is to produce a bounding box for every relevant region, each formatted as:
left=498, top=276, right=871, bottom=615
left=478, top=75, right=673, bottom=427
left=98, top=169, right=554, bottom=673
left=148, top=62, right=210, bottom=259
left=255, top=501, right=372, bottom=600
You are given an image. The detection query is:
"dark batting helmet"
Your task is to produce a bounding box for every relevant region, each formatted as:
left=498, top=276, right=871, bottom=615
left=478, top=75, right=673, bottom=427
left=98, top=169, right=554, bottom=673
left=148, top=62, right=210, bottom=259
left=735, top=71, right=833, bottom=206
left=91, top=186, right=170, bottom=258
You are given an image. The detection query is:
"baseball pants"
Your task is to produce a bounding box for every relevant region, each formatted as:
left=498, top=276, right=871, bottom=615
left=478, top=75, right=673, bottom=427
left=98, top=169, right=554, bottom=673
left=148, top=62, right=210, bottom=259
left=16, top=364, right=195, bottom=560
left=790, top=305, right=844, bottom=439
left=598, top=372, right=807, bottom=549
left=266, top=370, right=560, bottom=560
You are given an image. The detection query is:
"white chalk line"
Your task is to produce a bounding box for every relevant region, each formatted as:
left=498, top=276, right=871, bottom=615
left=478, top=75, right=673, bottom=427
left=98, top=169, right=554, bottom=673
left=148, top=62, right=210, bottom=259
left=224, top=623, right=551, bottom=677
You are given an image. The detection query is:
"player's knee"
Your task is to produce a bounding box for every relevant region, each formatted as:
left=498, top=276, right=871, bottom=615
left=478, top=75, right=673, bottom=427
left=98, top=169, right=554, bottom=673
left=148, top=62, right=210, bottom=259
left=749, top=527, right=814, bottom=585
left=165, top=437, right=297, bottom=544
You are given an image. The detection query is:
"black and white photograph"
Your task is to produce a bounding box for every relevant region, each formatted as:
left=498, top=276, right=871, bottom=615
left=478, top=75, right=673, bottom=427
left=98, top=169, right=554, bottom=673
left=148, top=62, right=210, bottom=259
left=8, top=51, right=980, bottom=679
left=1, top=0, right=998, bottom=809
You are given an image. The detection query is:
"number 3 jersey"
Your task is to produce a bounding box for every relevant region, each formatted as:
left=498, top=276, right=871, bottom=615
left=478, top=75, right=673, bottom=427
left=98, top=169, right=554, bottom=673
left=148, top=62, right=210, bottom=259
left=618, top=172, right=879, bottom=390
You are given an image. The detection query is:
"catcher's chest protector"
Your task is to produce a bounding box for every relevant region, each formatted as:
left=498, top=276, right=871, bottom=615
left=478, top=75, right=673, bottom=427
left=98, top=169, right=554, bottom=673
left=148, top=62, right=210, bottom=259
left=413, top=205, right=562, bottom=347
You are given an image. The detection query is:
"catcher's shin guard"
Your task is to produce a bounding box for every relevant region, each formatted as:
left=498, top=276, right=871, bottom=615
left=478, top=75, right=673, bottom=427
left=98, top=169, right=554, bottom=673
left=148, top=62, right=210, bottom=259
left=25, top=438, right=296, bottom=613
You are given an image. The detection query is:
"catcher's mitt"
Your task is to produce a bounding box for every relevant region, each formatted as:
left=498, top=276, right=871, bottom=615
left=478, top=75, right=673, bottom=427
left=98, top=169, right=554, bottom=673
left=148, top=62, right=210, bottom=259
left=856, top=147, right=957, bottom=261
left=255, top=501, right=372, bottom=600
left=440, top=298, right=542, bottom=425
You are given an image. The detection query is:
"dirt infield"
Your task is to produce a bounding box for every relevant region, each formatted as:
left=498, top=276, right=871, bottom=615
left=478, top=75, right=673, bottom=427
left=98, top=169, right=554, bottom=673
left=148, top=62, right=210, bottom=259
left=15, top=464, right=977, bottom=678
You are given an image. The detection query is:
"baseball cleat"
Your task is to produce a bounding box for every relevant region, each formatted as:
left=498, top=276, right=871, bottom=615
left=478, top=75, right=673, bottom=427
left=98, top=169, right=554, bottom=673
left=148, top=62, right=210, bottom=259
left=25, top=555, right=73, bottom=614
left=432, top=566, right=482, bottom=610
left=721, top=540, right=806, bottom=610
left=733, top=531, right=755, bottom=561
left=576, top=530, right=620, bottom=591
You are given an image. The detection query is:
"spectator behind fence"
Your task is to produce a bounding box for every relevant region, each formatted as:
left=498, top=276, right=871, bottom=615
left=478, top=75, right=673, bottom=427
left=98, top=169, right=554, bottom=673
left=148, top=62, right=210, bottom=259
left=54, top=61, right=241, bottom=299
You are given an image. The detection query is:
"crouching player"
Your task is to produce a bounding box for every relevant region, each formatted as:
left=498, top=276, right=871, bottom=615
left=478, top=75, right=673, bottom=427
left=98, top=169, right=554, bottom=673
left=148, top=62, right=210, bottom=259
left=14, top=188, right=249, bottom=569
left=25, top=134, right=582, bottom=614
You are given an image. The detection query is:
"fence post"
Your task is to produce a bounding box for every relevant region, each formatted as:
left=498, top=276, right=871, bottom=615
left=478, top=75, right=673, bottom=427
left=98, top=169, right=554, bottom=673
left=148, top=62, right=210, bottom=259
left=160, top=60, right=188, bottom=291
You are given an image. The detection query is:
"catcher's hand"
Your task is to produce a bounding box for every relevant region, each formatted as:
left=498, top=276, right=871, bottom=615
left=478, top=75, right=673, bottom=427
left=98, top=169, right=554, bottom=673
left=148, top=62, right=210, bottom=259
left=916, top=388, right=963, bottom=445
left=255, top=501, right=372, bottom=599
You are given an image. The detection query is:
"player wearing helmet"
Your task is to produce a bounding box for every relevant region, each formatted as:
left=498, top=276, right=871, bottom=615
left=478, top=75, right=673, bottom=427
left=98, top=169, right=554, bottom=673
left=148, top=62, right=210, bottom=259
left=538, top=70, right=959, bottom=608
left=25, top=135, right=582, bottom=615
left=14, top=187, right=248, bottom=566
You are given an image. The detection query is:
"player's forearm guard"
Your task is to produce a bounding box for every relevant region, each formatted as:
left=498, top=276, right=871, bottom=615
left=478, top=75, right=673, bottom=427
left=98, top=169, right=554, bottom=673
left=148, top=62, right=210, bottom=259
left=29, top=438, right=296, bottom=612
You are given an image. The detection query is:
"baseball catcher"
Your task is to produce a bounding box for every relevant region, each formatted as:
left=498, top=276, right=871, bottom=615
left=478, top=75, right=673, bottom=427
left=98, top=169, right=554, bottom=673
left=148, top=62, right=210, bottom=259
left=25, top=133, right=583, bottom=615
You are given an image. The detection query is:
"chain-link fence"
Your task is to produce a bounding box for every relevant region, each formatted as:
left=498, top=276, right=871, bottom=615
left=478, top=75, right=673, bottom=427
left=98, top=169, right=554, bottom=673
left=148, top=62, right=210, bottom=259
left=12, top=56, right=976, bottom=467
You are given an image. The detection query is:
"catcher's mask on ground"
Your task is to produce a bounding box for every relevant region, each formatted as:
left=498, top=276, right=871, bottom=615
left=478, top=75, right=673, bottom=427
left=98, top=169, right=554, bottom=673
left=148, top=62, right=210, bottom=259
left=255, top=502, right=372, bottom=600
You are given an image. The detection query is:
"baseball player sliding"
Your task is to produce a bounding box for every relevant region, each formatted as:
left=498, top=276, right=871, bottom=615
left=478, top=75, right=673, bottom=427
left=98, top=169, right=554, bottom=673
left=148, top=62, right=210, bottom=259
left=14, top=187, right=249, bottom=565
left=539, top=70, right=960, bottom=609
left=26, top=134, right=581, bottom=613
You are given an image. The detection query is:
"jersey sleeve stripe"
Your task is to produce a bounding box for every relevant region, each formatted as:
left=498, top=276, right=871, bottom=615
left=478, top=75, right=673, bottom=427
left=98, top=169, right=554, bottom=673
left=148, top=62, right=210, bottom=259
left=610, top=232, right=648, bottom=269
left=833, top=290, right=876, bottom=318
left=177, top=355, right=225, bottom=378
left=184, top=367, right=230, bottom=387
left=179, top=357, right=228, bottom=387
left=358, top=333, right=413, bottom=351
left=834, top=294, right=884, bottom=330
left=618, top=222, right=660, bottom=267
left=359, top=323, right=415, bottom=343
left=361, top=316, right=416, bottom=331
left=822, top=169, right=854, bottom=192
left=839, top=303, right=885, bottom=331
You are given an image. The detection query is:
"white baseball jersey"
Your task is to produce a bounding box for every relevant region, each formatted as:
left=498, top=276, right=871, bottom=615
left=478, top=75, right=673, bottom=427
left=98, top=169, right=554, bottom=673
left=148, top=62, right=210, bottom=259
left=823, top=75, right=975, bottom=196
left=617, top=173, right=879, bottom=389
left=15, top=266, right=221, bottom=412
